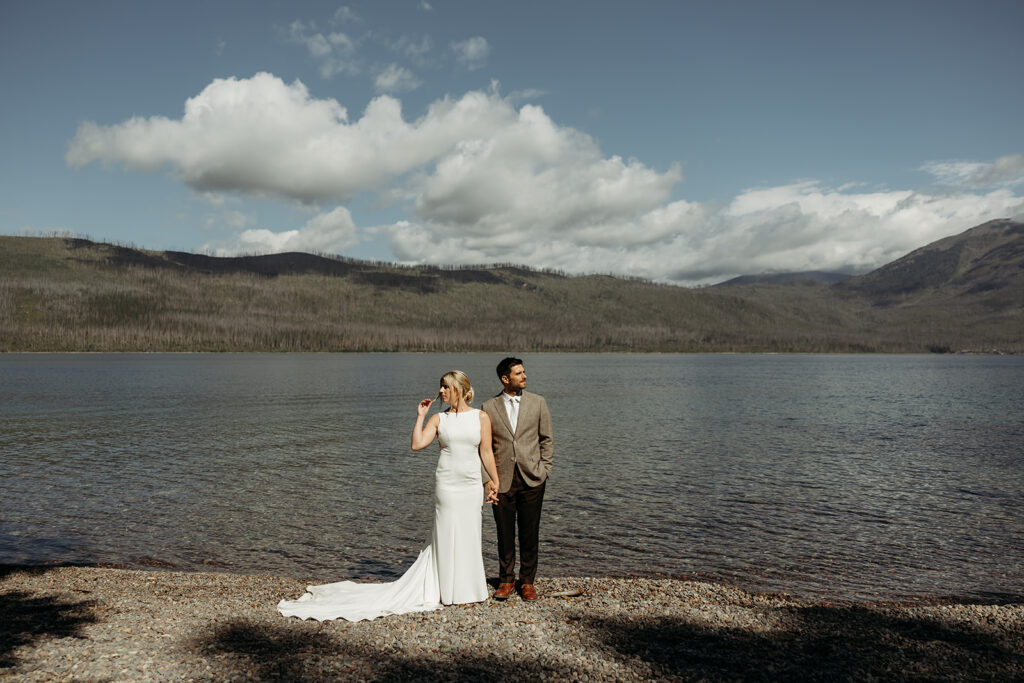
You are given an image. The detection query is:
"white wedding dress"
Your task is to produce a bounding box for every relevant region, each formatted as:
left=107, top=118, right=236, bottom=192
left=278, top=409, right=489, bottom=621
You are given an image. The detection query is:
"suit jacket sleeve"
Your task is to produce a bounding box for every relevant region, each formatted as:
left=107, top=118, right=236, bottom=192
left=538, top=395, right=554, bottom=478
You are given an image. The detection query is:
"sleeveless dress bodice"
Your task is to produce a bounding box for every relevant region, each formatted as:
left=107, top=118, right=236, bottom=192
left=435, top=409, right=484, bottom=487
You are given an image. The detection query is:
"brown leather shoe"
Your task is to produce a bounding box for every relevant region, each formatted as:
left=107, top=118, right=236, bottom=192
left=493, top=582, right=515, bottom=600
left=519, top=583, right=538, bottom=601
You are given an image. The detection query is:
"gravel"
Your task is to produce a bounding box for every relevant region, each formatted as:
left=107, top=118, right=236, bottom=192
left=2, top=565, right=1021, bottom=681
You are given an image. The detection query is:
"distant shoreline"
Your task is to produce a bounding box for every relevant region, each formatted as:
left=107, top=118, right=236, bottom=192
left=3, top=565, right=1021, bottom=680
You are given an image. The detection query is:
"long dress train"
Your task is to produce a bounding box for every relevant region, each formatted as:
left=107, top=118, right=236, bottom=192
left=277, top=409, right=488, bottom=621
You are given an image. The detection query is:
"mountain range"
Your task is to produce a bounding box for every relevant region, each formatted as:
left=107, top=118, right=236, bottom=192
left=837, top=218, right=1024, bottom=310
left=1, top=219, right=1021, bottom=353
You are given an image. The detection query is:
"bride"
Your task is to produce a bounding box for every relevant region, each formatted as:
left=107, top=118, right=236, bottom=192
left=278, top=370, right=500, bottom=622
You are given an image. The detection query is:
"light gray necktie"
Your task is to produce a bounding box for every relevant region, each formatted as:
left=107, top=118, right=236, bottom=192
left=509, top=396, right=520, bottom=432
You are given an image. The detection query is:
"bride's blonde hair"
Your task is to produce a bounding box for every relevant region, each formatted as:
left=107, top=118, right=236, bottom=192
left=438, top=370, right=474, bottom=408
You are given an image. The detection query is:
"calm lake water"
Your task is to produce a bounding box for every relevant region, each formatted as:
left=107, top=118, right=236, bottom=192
left=2, top=353, right=1022, bottom=602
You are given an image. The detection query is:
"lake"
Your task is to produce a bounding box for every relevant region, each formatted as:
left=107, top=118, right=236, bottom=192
left=1, top=352, right=1021, bottom=602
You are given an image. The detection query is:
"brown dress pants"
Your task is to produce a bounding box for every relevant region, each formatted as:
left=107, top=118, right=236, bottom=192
left=493, top=465, right=546, bottom=584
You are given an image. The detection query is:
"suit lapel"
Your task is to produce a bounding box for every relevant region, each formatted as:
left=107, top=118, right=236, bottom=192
left=513, top=392, right=533, bottom=437
left=493, top=393, right=515, bottom=437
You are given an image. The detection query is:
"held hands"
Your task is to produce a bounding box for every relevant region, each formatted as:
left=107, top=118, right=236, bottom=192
left=484, top=480, right=500, bottom=505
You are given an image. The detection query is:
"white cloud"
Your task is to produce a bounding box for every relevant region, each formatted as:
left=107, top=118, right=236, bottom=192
left=387, top=179, right=1024, bottom=285
left=391, top=34, right=432, bottom=64
left=374, top=64, right=422, bottom=94
left=67, top=73, right=1024, bottom=285
left=327, top=32, right=357, bottom=52
left=451, top=37, right=490, bottom=70
left=206, top=207, right=360, bottom=255
left=411, top=104, right=682, bottom=245
left=922, top=154, right=1024, bottom=188
left=67, top=73, right=521, bottom=203
left=290, top=10, right=434, bottom=84
left=418, top=1, right=433, bottom=10
left=288, top=20, right=359, bottom=78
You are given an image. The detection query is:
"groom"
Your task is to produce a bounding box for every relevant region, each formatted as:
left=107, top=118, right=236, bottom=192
left=482, top=357, right=554, bottom=601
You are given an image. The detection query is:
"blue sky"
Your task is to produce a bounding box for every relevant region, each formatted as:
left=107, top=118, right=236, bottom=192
left=2, top=0, right=1022, bottom=284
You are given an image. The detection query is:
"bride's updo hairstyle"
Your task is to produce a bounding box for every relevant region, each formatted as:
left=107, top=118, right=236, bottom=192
left=439, top=370, right=474, bottom=407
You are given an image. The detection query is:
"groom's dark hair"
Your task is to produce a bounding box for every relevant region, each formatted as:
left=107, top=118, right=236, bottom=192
left=496, top=357, right=524, bottom=381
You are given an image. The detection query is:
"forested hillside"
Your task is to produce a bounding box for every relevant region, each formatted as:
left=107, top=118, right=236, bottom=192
left=2, top=220, right=1021, bottom=353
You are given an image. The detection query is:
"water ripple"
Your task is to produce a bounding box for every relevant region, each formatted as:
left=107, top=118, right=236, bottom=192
left=2, top=352, right=1023, bottom=601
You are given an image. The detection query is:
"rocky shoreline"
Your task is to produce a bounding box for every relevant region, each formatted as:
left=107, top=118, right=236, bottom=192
left=2, top=565, right=1022, bottom=681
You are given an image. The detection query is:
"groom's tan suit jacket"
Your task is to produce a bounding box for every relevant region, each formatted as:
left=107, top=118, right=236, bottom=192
left=481, top=390, right=554, bottom=493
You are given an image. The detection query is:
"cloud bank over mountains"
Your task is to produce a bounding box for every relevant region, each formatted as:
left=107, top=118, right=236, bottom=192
left=67, top=73, right=1024, bottom=285
left=921, top=154, right=1024, bottom=189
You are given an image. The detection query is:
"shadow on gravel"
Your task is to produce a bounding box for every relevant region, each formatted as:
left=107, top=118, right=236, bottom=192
left=0, top=568, right=97, bottom=669
left=193, top=620, right=575, bottom=681
left=589, top=604, right=1024, bottom=681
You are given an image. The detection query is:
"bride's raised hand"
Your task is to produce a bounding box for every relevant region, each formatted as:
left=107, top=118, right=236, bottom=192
left=412, top=400, right=440, bottom=450
left=417, top=398, right=432, bottom=417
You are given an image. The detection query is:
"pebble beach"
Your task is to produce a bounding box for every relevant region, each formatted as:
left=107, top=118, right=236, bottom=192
left=2, top=565, right=1021, bottom=681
